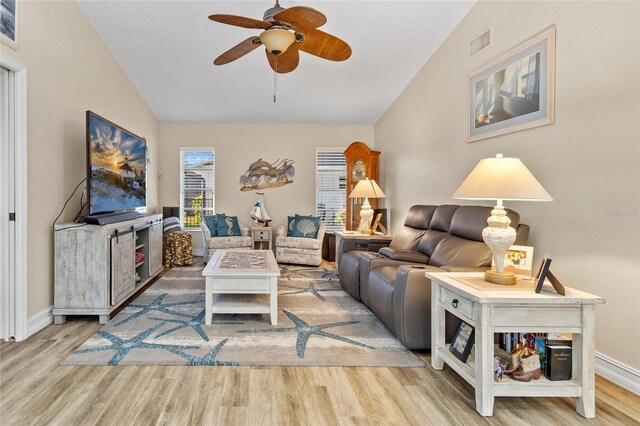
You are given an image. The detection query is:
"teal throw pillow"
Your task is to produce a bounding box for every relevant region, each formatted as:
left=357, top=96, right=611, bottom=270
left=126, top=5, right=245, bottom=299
left=215, top=214, right=241, bottom=236
left=286, top=215, right=296, bottom=237
left=290, top=215, right=321, bottom=238
left=203, top=215, right=220, bottom=237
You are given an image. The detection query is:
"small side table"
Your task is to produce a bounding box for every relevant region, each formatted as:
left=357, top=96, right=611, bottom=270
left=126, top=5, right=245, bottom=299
left=250, top=226, right=272, bottom=250
left=427, top=271, right=605, bottom=418
left=334, top=231, right=393, bottom=269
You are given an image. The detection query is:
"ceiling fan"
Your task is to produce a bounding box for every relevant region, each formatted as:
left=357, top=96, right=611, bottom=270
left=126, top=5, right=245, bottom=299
left=209, top=0, right=352, bottom=74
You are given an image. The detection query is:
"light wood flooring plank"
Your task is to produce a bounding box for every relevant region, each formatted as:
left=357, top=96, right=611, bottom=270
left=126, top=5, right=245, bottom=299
left=1, top=318, right=639, bottom=426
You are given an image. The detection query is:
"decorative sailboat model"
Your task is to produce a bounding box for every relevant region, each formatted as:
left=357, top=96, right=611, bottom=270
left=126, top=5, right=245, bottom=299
left=250, top=192, right=272, bottom=226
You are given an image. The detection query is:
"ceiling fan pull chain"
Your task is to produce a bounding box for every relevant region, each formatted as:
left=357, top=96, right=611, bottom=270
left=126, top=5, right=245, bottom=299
left=273, top=56, right=278, bottom=103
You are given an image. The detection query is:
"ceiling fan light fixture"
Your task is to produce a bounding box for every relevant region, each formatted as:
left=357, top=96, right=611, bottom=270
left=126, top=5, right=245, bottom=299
left=259, top=28, right=295, bottom=55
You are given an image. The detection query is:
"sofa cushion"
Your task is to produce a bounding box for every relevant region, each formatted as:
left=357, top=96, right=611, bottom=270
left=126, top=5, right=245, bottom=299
left=428, top=235, right=492, bottom=268
left=275, top=235, right=321, bottom=250
left=403, top=205, right=437, bottom=230
left=416, top=230, right=449, bottom=257
left=208, top=236, right=252, bottom=249
left=388, top=227, right=426, bottom=252
left=379, top=247, right=429, bottom=264
left=449, top=206, right=520, bottom=242
left=429, top=205, right=459, bottom=232
left=215, top=214, right=241, bottom=236
left=289, top=215, right=321, bottom=238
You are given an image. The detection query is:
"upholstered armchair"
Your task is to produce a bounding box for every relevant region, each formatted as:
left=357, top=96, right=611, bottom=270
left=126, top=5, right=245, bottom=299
left=201, top=222, right=252, bottom=263
left=275, top=222, right=325, bottom=266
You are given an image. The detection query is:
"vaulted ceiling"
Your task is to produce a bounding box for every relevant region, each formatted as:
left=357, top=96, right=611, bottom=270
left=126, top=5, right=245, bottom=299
left=78, top=1, right=475, bottom=124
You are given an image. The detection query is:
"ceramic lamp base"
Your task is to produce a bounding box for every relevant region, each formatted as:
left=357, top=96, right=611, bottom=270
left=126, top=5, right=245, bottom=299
left=357, top=198, right=374, bottom=234
left=484, top=269, right=517, bottom=285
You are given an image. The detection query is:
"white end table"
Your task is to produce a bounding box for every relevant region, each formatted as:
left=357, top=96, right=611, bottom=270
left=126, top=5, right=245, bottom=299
left=427, top=272, right=605, bottom=418
left=250, top=226, right=273, bottom=250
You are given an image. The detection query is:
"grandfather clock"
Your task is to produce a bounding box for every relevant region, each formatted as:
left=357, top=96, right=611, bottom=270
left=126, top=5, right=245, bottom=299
left=344, top=142, right=381, bottom=231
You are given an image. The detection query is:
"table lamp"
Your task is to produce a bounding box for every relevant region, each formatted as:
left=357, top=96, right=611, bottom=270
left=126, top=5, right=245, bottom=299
left=453, top=154, right=552, bottom=285
left=348, top=178, right=386, bottom=234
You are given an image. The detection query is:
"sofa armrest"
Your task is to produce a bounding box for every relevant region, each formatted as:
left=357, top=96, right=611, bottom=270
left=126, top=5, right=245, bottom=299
left=515, top=224, right=530, bottom=245
left=315, top=222, right=326, bottom=246
left=440, top=266, right=490, bottom=272
left=379, top=247, right=429, bottom=264
left=240, top=224, right=249, bottom=237
left=201, top=221, right=212, bottom=239
left=392, top=265, right=462, bottom=350
left=276, top=225, right=286, bottom=238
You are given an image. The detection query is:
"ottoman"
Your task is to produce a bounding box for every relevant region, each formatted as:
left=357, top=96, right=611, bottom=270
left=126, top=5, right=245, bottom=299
left=163, top=231, right=193, bottom=267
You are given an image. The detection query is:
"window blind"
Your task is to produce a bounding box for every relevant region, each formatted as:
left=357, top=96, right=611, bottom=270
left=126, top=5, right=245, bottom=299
left=316, top=149, right=346, bottom=233
left=180, top=148, right=215, bottom=229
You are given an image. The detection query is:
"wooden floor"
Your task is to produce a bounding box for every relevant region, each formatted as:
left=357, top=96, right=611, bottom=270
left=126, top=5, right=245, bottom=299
left=1, top=318, right=638, bottom=425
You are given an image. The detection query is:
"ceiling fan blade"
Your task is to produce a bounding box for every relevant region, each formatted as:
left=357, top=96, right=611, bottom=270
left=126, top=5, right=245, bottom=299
left=273, top=6, right=326, bottom=32
left=214, top=36, right=262, bottom=65
left=265, top=47, right=299, bottom=74
left=209, top=14, right=270, bottom=29
left=298, top=29, right=352, bottom=62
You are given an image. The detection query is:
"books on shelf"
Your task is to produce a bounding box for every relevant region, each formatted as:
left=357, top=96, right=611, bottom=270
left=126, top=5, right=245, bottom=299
left=495, top=332, right=573, bottom=381
left=546, top=345, right=572, bottom=380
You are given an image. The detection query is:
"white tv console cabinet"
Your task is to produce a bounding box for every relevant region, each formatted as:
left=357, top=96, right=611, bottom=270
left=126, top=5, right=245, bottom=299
left=53, top=214, right=163, bottom=324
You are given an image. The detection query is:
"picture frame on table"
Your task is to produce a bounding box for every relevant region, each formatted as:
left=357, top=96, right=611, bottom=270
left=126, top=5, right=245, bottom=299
left=0, top=0, right=17, bottom=49
left=468, top=25, right=555, bottom=142
left=534, top=255, right=552, bottom=293
left=449, top=320, right=475, bottom=363
left=534, top=255, right=565, bottom=295
left=492, top=245, right=534, bottom=279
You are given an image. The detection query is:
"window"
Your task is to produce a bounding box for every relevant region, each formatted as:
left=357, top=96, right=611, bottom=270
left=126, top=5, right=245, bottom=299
left=316, top=148, right=347, bottom=232
left=180, top=148, right=215, bottom=229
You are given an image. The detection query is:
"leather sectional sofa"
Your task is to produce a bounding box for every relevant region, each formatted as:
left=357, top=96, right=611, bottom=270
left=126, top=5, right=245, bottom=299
left=338, top=205, right=529, bottom=350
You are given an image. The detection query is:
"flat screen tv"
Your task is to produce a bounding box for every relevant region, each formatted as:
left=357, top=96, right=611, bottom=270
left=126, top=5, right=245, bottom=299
left=86, top=111, right=147, bottom=215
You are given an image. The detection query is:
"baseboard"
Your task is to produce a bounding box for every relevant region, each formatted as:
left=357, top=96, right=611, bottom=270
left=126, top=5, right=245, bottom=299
left=193, top=248, right=205, bottom=257
left=27, top=305, right=53, bottom=337
left=596, top=351, right=640, bottom=396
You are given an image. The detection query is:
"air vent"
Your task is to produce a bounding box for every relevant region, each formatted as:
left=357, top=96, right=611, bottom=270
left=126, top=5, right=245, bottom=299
left=470, top=28, right=491, bottom=56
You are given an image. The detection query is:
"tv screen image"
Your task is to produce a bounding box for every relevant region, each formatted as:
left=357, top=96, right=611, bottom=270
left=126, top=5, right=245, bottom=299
left=87, top=111, right=146, bottom=214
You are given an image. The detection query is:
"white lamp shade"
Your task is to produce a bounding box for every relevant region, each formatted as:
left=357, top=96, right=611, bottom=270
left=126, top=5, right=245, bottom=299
left=259, top=29, right=295, bottom=54
left=348, top=178, right=386, bottom=199
left=453, top=154, right=552, bottom=201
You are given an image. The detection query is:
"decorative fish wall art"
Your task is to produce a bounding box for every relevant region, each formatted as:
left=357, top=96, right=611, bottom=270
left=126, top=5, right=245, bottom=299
left=239, top=158, right=295, bottom=191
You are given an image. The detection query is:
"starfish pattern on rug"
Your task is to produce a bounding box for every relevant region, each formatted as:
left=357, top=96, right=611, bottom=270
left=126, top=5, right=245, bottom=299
left=237, top=310, right=374, bottom=358
left=114, top=293, right=201, bottom=326
left=279, top=282, right=342, bottom=301
left=173, top=338, right=238, bottom=366
left=280, top=266, right=336, bottom=282
left=149, top=310, right=243, bottom=342
left=71, top=322, right=199, bottom=365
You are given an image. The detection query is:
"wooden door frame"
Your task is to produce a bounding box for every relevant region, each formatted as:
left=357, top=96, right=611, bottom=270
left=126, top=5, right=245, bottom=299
left=0, top=54, right=28, bottom=341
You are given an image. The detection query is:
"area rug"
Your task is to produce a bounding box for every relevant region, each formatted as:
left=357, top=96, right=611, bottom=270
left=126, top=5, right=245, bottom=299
left=63, top=263, right=423, bottom=367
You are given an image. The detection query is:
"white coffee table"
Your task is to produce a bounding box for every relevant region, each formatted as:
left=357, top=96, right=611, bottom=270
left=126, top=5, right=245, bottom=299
left=202, top=249, right=280, bottom=325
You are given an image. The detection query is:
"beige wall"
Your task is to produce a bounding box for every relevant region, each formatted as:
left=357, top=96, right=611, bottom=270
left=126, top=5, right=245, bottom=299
left=158, top=123, right=373, bottom=251
left=375, top=1, right=640, bottom=369
left=3, top=1, right=159, bottom=317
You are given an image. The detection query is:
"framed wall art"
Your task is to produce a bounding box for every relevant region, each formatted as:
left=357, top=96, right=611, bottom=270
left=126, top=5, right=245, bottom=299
left=468, top=26, right=555, bottom=142
left=0, top=0, right=17, bottom=49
